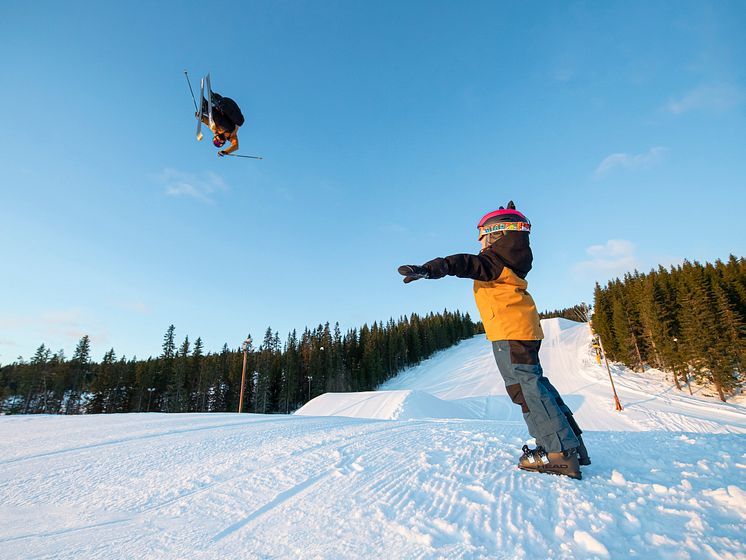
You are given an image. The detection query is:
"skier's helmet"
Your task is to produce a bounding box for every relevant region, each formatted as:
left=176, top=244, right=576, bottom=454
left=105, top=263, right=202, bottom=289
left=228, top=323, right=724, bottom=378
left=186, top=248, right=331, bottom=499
left=213, top=135, right=226, bottom=148
left=477, top=201, right=531, bottom=240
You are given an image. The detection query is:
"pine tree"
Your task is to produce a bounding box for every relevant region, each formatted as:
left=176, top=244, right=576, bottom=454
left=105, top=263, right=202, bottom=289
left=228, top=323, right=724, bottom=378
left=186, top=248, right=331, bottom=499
left=591, top=283, right=615, bottom=360
left=66, top=335, right=91, bottom=414
left=332, top=322, right=348, bottom=392
left=268, top=331, right=283, bottom=412
left=167, top=336, right=190, bottom=412
left=88, top=348, right=116, bottom=413
left=191, top=337, right=205, bottom=412
left=281, top=330, right=301, bottom=413
left=254, top=327, right=274, bottom=413
left=320, top=323, right=333, bottom=392
left=157, top=325, right=177, bottom=411
left=111, top=354, right=133, bottom=413
left=47, top=349, right=66, bottom=413
left=24, top=344, right=51, bottom=413
left=713, top=268, right=746, bottom=373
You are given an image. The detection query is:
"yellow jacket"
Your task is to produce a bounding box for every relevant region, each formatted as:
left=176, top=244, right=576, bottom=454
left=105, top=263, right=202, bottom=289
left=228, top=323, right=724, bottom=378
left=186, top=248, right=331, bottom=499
left=422, top=232, right=544, bottom=342
left=473, top=267, right=544, bottom=341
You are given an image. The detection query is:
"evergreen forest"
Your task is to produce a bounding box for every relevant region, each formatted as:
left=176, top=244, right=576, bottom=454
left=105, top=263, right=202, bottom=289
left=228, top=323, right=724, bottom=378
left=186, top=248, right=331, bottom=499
left=3, top=255, right=744, bottom=414
left=539, top=304, right=592, bottom=322
left=0, top=310, right=479, bottom=415
left=591, top=255, right=745, bottom=401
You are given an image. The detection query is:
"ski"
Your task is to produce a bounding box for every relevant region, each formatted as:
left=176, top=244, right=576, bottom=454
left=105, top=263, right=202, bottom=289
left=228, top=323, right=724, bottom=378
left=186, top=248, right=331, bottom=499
left=206, top=73, right=214, bottom=130
left=196, top=76, right=205, bottom=141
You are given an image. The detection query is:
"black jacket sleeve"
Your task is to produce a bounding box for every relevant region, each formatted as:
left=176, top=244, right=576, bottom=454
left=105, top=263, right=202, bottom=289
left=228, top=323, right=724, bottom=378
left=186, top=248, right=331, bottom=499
left=424, top=251, right=505, bottom=282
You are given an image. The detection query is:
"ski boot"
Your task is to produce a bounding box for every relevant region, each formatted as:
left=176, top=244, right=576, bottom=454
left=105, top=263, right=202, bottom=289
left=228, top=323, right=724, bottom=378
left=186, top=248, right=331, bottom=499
left=518, top=445, right=582, bottom=480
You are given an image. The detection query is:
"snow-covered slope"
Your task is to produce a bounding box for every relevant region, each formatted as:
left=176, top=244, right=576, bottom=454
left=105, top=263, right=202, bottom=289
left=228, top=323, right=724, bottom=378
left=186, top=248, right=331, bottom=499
left=1, top=319, right=745, bottom=559
left=299, top=318, right=746, bottom=434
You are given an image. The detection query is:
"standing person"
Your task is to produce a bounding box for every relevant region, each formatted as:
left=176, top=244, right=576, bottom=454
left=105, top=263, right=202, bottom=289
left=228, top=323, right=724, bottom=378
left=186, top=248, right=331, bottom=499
left=198, top=91, right=245, bottom=157
left=398, top=201, right=590, bottom=479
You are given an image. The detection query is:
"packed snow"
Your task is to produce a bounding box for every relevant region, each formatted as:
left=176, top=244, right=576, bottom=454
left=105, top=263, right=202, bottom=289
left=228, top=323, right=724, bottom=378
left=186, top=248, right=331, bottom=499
left=1, top=319, right=744, bottom=559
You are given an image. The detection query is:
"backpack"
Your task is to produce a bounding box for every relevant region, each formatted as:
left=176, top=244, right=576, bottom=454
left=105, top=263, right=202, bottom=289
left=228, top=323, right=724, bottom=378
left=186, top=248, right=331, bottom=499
left=211, top=92, right=245, bottom=127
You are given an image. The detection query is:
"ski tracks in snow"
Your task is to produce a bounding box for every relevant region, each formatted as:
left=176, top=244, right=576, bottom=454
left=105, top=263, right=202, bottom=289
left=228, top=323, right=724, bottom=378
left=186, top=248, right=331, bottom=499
left=200, top=419, right=531, bottom=559
left=2, top=320, right=745, bottom=559
left=1, top=414, right=745, bottom=558
left=0, top=415, right=531, bottom=559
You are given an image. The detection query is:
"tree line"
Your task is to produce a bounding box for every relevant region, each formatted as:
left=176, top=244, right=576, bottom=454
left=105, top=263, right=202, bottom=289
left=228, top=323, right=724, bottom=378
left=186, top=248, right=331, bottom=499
left=591, top=255, right=745, bottom=401
left=539, top=304, right=591, bottom=322
left=0, top=310, right=479, bottom=415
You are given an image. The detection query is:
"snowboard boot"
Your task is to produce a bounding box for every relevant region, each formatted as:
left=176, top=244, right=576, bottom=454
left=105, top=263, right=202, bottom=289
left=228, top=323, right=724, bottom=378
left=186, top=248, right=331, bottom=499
left=576, top=436, right=591, bottom=466
left=518, top=445, right=582, bottom=480
left=562, top=411, right=590, bottom=465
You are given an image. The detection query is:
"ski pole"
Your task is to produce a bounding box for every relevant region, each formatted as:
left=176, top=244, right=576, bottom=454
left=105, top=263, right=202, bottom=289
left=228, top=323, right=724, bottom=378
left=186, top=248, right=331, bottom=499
left=184, top=70, right=198, bottom=113
left=226, top=153, right=264, bottom=160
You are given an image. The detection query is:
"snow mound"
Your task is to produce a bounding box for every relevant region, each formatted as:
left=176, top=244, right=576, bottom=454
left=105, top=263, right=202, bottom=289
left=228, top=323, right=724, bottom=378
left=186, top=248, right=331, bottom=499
left=295, top=390, right=479, bottom=420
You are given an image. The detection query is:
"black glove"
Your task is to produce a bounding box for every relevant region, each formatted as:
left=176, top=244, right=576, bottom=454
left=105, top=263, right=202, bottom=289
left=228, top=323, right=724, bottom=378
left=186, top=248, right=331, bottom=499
left=398, top=265, right=430, bottom=284
left=217, top=150, right=226, bottom=157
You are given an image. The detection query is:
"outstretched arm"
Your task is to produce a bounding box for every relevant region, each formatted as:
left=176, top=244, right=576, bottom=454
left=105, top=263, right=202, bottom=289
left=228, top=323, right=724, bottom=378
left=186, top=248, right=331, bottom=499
left=399, top=251, right=505, bottom=283
left=429, top=252, right=505, bottom=281
left=222, top=129, right=239, bottom=155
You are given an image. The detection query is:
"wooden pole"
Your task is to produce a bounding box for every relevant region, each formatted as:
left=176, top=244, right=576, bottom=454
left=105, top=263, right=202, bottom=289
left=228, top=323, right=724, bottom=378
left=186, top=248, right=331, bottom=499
left=238, top=336, right=252, bottom=413
left=589, top=321, right=624, bottom=411
left=602, top=344, right=624, bottom=411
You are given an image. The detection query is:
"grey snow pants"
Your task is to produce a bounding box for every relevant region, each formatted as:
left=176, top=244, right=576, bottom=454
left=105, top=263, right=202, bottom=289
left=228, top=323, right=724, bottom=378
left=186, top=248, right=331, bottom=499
left=492, top=339, right=581, bottom=453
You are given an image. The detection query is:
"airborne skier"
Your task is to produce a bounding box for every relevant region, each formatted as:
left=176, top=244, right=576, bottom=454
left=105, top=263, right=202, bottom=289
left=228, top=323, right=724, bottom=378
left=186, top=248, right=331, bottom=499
left=199, top=90, right=245, bottom=157
left=185, top=71, right=262, bottom=160
left=398, top=201, right=591, bottom=480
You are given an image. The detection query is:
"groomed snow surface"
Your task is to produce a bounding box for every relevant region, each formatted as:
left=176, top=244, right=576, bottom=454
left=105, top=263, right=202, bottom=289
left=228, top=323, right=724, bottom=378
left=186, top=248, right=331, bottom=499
left=1, top=319, right=744, bottom=559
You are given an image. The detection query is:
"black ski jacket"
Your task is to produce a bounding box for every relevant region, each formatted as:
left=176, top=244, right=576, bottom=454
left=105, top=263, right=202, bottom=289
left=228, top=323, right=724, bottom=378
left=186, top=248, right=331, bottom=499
left=423, top=232, right=533, bottom=282
left=423, top=232, right=543, bottom=341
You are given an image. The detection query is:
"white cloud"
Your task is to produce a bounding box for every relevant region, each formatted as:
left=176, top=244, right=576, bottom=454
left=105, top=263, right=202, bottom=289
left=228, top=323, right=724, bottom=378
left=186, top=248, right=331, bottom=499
left=116, top=301, right=152, bottom=315
left=574, top=239, right=640, bottom=279
left=550, top=55, right=577, bottom=83
left=378, top=223, right=409, bottom=235
left=38, top=309, right=105, bottom=343
left=593, top=147, right=667, bottom=180
left=158, top=168, right=228, bottom=204
left=666, top=84, right=742, bottom=115
left=0, top=309, right=108, bottom=353
left=274, top=187, right=295, bottom=202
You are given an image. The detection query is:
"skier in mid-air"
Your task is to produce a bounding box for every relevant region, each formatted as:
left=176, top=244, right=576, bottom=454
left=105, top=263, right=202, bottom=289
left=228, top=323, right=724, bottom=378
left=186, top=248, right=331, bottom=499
left=198, top=90, right=245, bottom=157
left=398, top=201, right=590, bottom=479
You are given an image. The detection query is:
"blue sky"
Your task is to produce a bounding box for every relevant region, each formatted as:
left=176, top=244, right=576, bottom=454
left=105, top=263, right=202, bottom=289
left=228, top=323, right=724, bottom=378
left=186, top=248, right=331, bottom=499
left=1, top=1, right=745, bottom=363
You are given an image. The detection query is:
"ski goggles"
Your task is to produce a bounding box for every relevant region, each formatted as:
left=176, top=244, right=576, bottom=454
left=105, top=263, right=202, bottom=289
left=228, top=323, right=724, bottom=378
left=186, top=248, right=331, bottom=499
left=478, top=221, right=531, bottom=239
